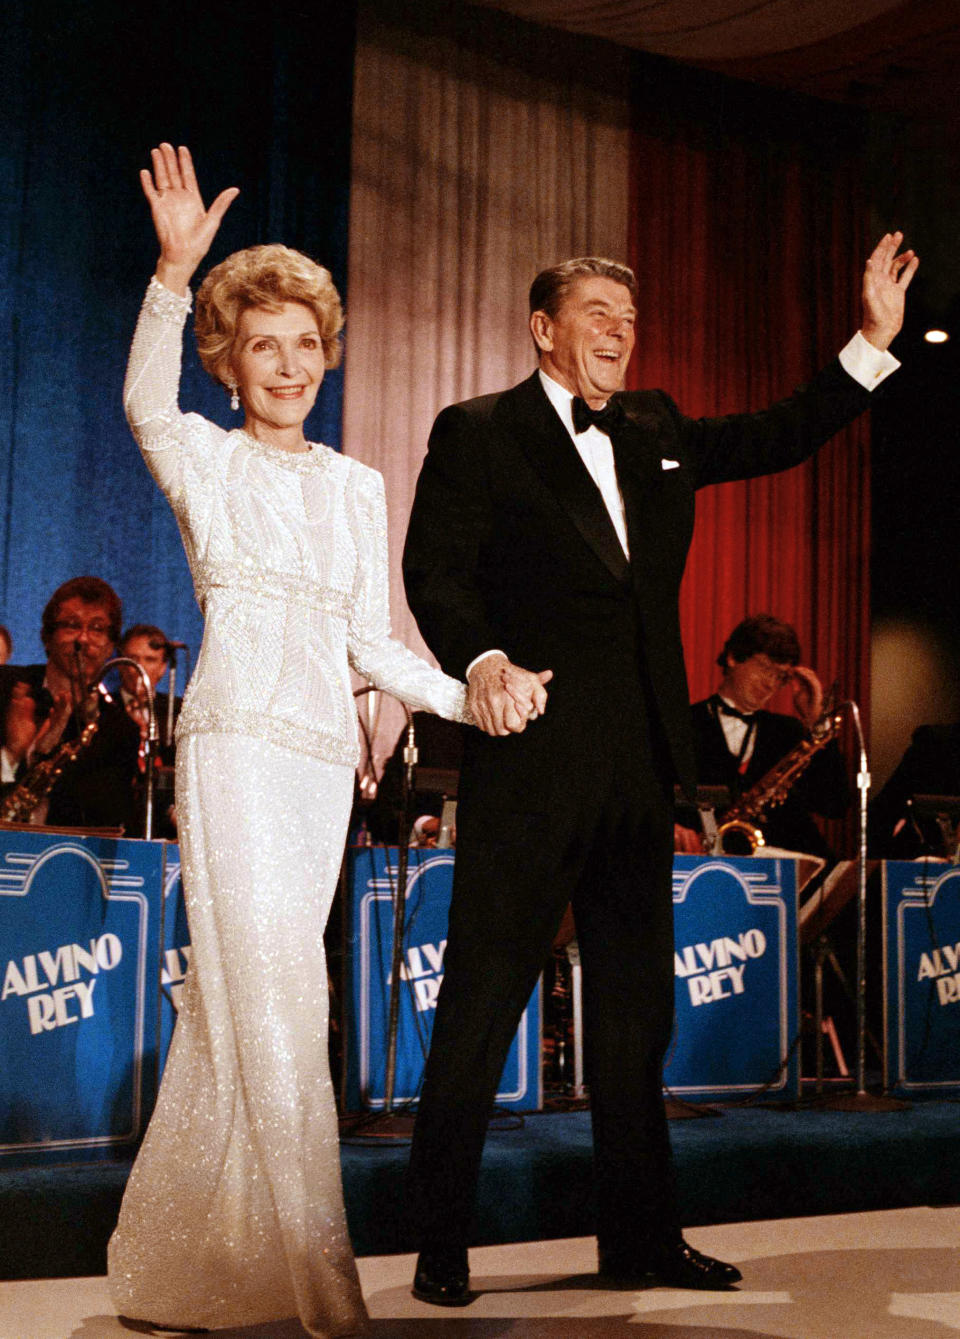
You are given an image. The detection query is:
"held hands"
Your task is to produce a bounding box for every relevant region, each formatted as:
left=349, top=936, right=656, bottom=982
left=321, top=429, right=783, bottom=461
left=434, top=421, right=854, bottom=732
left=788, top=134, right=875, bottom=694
left=140, top=143, right=239, bottom=295
left=467, top=654, right=553, bottom=736
left=789, top=665, right=824, bottom=732
left=860, top=231, right=919, bottom=351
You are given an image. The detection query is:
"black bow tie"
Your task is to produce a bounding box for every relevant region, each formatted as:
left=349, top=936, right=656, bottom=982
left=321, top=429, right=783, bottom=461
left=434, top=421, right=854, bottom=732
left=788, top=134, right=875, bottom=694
left=715, top=696, right=755, bottom=723
left=572, top=396, right=624, bottom=436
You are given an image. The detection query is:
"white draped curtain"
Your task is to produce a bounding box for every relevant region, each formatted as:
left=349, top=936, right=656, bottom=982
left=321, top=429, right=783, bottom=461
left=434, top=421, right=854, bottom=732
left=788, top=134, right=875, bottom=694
left=343, top=0, right=631, bottom=765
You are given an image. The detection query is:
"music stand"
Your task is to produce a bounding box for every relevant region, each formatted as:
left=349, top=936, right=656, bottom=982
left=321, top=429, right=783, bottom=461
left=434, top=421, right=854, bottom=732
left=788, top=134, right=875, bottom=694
left=799, top=858, right=883, bottom=1091
left=673, top=784, right=731, bottom=853
left=910, top=794, right=960, bottom=861
left=413, top=767, right=459, bottom=848
left=343, top=702, right=463, bottom=1138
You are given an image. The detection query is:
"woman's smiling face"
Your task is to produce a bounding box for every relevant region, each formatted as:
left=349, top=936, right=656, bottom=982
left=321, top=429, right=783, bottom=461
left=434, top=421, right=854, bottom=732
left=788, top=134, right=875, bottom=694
left=230, top=303, right=326, bottom=442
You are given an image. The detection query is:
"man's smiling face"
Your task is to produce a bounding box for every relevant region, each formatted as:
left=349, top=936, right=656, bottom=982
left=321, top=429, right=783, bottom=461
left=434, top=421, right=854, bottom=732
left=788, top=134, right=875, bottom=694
left=532, top=275, right=637, bottom=408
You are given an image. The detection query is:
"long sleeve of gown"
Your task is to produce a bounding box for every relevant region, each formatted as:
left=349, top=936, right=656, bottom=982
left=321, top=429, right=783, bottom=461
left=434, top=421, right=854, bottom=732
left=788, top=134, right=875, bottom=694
left=123, top=276, right=195, bottom=502
left=347, top=467, right=468, bottom=723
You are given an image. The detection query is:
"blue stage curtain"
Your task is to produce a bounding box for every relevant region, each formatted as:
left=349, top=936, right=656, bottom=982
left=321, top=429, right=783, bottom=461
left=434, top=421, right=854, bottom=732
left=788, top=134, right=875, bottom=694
left=0, top=0, right=356, bottom=664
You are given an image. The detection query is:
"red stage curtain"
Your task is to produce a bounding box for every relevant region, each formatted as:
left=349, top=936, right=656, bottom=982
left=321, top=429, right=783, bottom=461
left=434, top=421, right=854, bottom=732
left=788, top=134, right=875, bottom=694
left=627, top=66, right=871, bottom=849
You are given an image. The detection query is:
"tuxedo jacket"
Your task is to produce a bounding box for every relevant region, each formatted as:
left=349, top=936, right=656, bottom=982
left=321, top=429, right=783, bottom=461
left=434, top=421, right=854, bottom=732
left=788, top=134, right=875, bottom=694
left=690, top=698, right=849, bottom=857
left=0, top=663, right=141, bottom=830
left=403, top=363, right=872, bottom=815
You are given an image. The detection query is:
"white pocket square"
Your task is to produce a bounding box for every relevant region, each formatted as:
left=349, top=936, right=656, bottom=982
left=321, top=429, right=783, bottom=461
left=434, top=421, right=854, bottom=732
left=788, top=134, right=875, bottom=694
left=660, top=458, right=680, bottom=471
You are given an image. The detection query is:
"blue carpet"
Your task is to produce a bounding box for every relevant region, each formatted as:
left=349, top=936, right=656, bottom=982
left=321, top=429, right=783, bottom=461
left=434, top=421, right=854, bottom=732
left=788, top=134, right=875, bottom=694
left=3, top=1100, right=958, bottom=1278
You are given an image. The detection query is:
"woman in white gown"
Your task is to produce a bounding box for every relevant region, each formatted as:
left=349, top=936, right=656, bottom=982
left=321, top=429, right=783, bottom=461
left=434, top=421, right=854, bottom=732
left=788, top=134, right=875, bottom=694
left=108, top=144, right=468, bottom=1336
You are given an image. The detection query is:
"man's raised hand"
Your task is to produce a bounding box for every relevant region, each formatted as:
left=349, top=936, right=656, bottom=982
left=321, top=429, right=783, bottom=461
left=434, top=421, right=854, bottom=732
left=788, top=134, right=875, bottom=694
left=861, top=231, right=918, bottom=351
left=789, top=665, right=824, bottom=731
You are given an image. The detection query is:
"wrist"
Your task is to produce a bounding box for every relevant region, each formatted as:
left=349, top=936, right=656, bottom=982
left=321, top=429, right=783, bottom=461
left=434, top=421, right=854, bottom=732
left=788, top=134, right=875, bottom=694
left=467, top=650, right=507, bottom=682
left=859, top=324, right=894, bottom=353
left=155, top=259, right=195, bottom=297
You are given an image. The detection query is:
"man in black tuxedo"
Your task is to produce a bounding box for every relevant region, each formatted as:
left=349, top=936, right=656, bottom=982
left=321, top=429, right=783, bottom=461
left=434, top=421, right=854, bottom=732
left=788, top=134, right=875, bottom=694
left=0, top=577, right=140, bottom=830
left=402, top=235, right=916, bottom=1303
left=684, top=614, right=849, bottom=858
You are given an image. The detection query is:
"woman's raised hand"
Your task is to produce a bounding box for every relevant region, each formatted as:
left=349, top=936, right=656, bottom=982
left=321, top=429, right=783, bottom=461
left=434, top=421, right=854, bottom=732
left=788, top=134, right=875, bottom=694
left=141, top=143, right=239, bottom=295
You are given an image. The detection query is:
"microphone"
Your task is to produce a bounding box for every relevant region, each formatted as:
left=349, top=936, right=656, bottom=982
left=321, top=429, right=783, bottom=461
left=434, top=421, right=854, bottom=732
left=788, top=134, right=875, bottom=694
left=71, top=641, right=88, bottom=729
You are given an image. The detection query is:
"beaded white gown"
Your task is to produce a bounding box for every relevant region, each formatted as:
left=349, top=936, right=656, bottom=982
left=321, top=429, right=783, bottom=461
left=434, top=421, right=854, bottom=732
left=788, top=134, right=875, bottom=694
left=108, top=279, right=467, bottom=1336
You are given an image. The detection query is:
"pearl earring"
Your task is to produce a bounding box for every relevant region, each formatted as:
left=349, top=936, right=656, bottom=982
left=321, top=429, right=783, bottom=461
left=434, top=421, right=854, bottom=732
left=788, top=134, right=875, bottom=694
left=229, top=383, right=240, bottom=412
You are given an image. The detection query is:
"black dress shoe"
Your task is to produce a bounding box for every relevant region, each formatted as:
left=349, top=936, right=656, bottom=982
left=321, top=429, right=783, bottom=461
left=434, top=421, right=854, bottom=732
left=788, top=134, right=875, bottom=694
left=599, top=1237, right=742, bottom=1291
left=412, top=1249, right=473, bottom=1306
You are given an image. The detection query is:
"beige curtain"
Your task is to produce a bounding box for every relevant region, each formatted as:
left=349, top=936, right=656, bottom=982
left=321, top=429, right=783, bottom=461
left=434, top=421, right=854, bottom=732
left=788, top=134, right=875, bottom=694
left=343, top=0, right=630, bottom=767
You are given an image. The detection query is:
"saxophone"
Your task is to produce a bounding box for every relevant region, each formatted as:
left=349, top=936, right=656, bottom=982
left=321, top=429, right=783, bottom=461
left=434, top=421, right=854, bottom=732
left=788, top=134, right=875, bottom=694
left=712, top=705, right=845, bottom=855
left=0, top=719, right=99, bottom=824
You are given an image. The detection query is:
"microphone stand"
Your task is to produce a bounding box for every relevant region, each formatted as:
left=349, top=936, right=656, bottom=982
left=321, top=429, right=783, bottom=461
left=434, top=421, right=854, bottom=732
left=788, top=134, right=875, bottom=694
left=97, top=657, right=158, bottom=840
left=342, top=688, right=422, bottom=1137
left=72, top=643, right=90, bottom=735
left=819, top=700, right=907, bottom=1112
left=383, top=709, right=417, bottom=1114
left=165, top=652, right=177, bottom=751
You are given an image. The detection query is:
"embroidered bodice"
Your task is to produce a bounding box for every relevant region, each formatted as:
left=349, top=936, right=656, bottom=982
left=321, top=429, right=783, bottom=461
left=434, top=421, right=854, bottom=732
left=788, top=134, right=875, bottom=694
left=124, top=278, right=466, bottom=765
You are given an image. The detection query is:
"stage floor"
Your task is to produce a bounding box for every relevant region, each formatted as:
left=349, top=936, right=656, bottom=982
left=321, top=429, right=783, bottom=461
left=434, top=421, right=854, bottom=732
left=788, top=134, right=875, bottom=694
left=3, top=1205, right=958, bottom=1338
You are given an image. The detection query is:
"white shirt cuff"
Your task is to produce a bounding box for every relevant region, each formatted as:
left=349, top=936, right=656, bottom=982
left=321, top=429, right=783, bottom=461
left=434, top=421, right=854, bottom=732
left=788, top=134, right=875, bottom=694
left=839, top=331, right=900, bottom=391
left=466, top=649, right=507, bottom=678
left=1, top=746, right=18, bottom=784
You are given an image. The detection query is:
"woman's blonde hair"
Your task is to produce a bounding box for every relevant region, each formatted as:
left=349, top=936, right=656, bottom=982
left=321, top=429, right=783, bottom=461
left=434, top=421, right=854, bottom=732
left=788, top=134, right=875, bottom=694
left=194, top=244, right=344, bottom=386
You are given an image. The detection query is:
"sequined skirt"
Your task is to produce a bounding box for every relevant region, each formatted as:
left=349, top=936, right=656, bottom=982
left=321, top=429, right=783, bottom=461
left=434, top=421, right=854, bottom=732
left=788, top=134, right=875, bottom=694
left=108, top=733, right=366, bottom=1336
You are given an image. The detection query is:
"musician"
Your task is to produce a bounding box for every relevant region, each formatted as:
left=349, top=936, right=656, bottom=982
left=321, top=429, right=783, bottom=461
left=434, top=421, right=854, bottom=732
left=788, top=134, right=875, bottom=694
left=119, top=623, right=181, bottom=836
left=0, top=577, right=140, bottom=829
left=683, top=614, right=850, bottom=857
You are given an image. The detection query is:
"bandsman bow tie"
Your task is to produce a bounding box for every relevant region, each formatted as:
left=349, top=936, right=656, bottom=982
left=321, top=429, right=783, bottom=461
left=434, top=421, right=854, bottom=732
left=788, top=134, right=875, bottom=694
left=572, top=395, right=624, bottom=436
left=715, top=697, right=755, bottom=723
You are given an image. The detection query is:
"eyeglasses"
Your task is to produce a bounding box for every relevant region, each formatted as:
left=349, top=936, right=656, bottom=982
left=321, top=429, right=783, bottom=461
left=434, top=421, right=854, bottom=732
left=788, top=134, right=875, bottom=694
left=751, top=655, right=794, bottom=686
left=52, top=619, right=113, bottom=641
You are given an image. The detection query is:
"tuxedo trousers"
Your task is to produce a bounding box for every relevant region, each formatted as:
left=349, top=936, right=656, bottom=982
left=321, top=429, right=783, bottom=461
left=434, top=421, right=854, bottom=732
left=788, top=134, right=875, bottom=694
left=406, top=733, right=679, bottom=1257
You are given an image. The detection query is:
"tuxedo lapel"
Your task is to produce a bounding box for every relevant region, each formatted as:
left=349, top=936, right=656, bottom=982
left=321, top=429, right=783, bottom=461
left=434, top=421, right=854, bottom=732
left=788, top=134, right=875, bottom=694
left=497, top=374, right=629, bottom=584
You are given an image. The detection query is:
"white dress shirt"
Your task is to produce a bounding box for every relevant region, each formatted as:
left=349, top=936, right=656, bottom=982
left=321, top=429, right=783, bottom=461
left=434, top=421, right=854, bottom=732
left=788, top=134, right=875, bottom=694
left=538, top=368, right=630, bottom=556
left=714, top=695, right=758, bottom=769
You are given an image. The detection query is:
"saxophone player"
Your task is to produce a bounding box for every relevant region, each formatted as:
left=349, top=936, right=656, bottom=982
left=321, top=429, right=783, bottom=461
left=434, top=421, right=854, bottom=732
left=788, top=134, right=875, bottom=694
left=677, top=614, right=850, bottom=858
left=0, top=576, right=140, bottom=830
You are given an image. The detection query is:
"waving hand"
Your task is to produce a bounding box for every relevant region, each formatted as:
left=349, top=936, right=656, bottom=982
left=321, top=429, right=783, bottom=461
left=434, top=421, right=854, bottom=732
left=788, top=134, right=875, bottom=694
left=861, top=231, right=918, bottom=351
left=141, top=143, right=239, bottom=294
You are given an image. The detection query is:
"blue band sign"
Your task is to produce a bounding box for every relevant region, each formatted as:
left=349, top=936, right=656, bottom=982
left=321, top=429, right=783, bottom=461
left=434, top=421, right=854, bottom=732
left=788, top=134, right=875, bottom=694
left=158, top=845, right=189, bottom=1073
left=343, top=846, right=541, bottom=1112
left=0, top=831, right=165, bottom=1164
left=884, top=859, right=960, bottom=1096
left=667, top=856, right=799, bottom=1100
